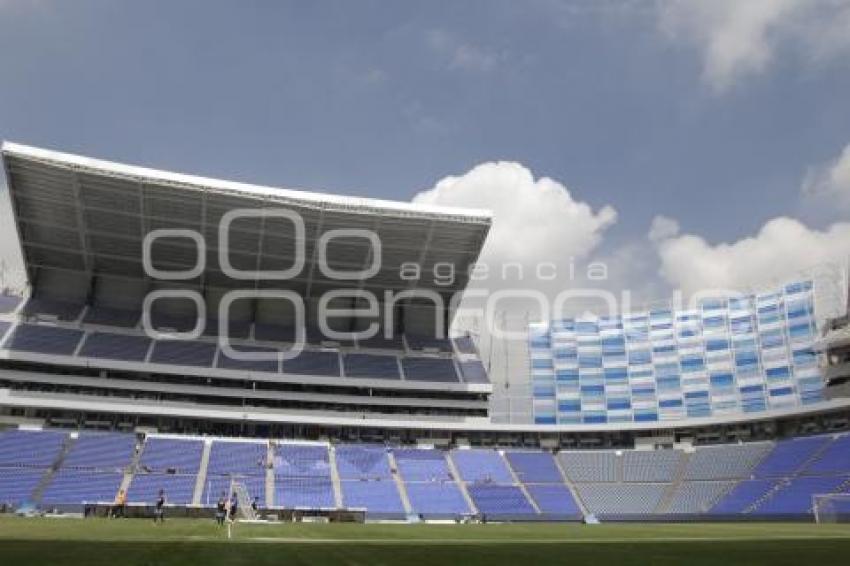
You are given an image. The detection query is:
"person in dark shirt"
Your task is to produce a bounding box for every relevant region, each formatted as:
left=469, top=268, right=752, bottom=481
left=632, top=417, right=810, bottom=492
left=251, top=497, right=259, bottom=515
left=154, top=489, right=166, bottom=524
left=215, top=492, right=227, bottom=526
left=228, top=492, right=238, bottom=521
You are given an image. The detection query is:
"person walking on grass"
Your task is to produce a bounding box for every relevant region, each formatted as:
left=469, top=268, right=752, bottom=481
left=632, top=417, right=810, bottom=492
left=111, top=489, right=126, bottom=519
left=228, top=492, right=239, bottom=522
left=154, top=489, right=166, bottom=524
left=215, top=492, right=227, bottom=526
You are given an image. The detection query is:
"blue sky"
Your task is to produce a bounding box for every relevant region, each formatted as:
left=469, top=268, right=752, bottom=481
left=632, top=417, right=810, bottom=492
left=2, top=0, right=850, bottom=309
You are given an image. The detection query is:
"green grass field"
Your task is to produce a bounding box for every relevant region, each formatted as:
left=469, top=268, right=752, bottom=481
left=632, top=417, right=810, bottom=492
left=2, top=517, right=850, bottom=565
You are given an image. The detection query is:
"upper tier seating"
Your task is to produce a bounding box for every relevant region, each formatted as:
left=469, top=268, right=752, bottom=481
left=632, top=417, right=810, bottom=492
left=22, top=298, right=83, bottom=321
left=452, top=335, right=478, bottom=355
left=401, top=357, right=459, bottom=383
left=5, top=324, right=83, bottom=356
left=683, top=443, right=771, bottom=480
left=216, top=345, right=280, bottom=373
left=451, top=449, right=514, bottom=484
left=41, top=470, right=123, bottom=505
left=203, top=318, right=252, bottom=339
left=342, top=353, right=401, bottom=380
left=206, top=441, right=268, bottom=477
left=405, top=334, right=453, bottom=352
left=458, top=360, right=490, bottom=384
left=467, top=484, right=536, bottom=516
left=282, top=351, right=341, bottom=377
left=803, top=434, right=850, bottom=475
left=753, top=435, right=832, bottom=478
left=623, top=450, right=682, bottom=482
left=253, top=323, right=296, bottom=344
left=559, top=451, right=619, bottom=483
left=505, top=451, right=562, bottom=483
left=335, top=445, right=392, bottom=479
left=393, top=448, right=451, bottom=481
left=340, top=479, right=405, bottom=515
left=83, top=306, right=140, bottom=328
left=148, top=313, right=198, bottom=333
left=576, top=483, right=667, bottom=515
left=149, top=340, right=217, bottom=367
left=138, top=437, right=204, bottom=474
left=274, top=444, right=331, bottom=478
left=62, top=432, right=136, bottom=470
left=404, top=481, right=469, bottom=516
left=356, top=332, right=405, bottom=351
left=710, top=479, right=778, bottom=514
left=0, top=429, right=66, bottom=467
left=667, top=481, right=735, bottom=514
left=525, top=484, right=582, bottom=516
left=78, top=332, right=151, bottom=362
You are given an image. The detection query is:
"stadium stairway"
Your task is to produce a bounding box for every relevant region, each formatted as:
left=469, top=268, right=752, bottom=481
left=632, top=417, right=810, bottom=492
left=328, top=445, right=344, bottom=508
left=655, top=451, right=691, bottom=513
left=70, top=328, right=87, bottom=357
left=386, top=450, right=414, bottom=515
left=799, top=435, right=839, bottom=473
left=265, top=443, right=275, bottom=508
left=192, top=439, right=213, bottom=505
left=31, top=433, right=77, bottom=505
left=445, top=451, right=478, bottom=515
left=552, top=449, right=589, bottom=516
left=502, top=452, right=542, bottom=514
left=118, top=437, right=143, bottom=496
left=744, top=479, right=789, bottom=514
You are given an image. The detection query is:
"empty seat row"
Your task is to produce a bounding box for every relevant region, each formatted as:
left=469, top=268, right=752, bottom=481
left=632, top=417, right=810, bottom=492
left=335, top=444, right=392, bottom=479
left=3, top=326, right=471, bottom=382
left=0, top=429, right=67, bottom=467
left=62, top=433, right=136, bottom=471
left=576, top=483, right=667, bottom=515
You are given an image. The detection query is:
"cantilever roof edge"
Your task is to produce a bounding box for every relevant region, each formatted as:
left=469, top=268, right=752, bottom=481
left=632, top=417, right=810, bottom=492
left=1, top=141, right=493, bottom=223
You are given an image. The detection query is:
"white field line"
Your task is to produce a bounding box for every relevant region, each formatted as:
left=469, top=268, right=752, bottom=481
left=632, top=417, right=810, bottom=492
left=235, top=534, right=850, bottom=545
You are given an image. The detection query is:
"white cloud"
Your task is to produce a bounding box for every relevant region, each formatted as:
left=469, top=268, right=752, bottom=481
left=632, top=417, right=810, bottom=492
left=413, top=161, right=617, bottom=305
left=658, top=0, right=850, bottom=93
left=652, top=216, right=850, bottom=314
left=648, top=214, right=680, bottom=243
left=802, top=142, right=850, bottom=207
left=425, top=29, right=499, bottom=73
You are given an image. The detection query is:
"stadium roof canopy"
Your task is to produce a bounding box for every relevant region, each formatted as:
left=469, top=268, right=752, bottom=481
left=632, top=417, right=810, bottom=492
left=1, top=142, right=491, bottom=302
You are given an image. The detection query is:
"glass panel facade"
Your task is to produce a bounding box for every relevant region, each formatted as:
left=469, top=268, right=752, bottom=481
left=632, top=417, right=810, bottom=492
left=529, top=280, right=822, bottom=425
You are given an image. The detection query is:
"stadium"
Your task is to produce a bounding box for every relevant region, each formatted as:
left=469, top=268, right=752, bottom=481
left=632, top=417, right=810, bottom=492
left=1, top=141, right=850, bottom=564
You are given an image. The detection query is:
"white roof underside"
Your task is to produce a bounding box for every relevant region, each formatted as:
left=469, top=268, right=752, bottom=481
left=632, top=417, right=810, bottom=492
left=1, top=142, right=491, bottom=299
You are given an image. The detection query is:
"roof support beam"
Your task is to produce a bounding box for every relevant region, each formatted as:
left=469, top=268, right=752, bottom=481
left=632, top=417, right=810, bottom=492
left=70, top=171, right=93, bottom=275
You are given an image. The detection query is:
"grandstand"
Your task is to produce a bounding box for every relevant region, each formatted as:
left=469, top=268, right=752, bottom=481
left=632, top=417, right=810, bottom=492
left=1, top=142, right=850, bottom=526
left=0, top=427, right=849, bottom=520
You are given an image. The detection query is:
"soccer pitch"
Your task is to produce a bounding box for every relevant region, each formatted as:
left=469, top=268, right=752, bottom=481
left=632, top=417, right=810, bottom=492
left=2, top=518, right=850, bottom=565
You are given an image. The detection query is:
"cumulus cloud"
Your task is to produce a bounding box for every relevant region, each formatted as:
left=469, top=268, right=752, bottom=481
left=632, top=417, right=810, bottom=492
left=802, top=142, right=850, bottom=207
left=648, top=214, right=680, bottom=243
left=651, top=216, right=850, bottom=315
left=425, top=29, right=500, bottom=73
left=658, top=0, right=850, bottom=93
left=413, top=161, right=617, bottom=316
